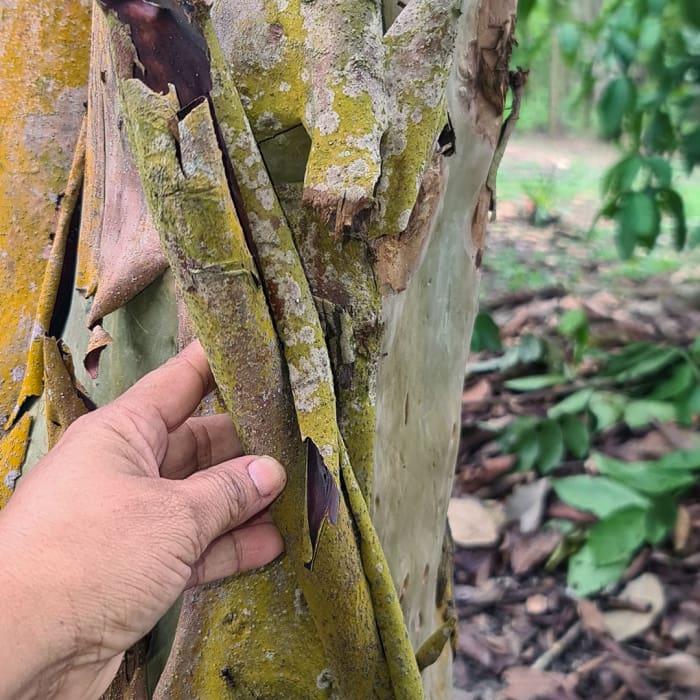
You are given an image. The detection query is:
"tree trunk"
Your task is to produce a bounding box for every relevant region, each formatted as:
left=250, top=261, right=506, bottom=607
left=0, top=0, right=518, bottom=697
left=549, top=31, right=565, bottom=136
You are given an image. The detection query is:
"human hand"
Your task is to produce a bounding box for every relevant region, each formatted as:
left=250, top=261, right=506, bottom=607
left=0, top=341, right=286, bottom=700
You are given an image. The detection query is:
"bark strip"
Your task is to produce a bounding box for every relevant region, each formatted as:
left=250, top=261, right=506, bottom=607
left=118, top=78, right=401, bottom=698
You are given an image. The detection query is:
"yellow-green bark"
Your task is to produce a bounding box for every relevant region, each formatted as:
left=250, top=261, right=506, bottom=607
left=0, top=0, right=91, bottom=429
left=117, top=54, right=420, bottom=693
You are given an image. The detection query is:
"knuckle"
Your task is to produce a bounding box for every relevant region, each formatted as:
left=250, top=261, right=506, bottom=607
left=172, top=487, right=211, bottom=558
left=229, top=531, right=245, bottom=572
left=186, top=468, right=252, bottom=540
left=189, top=555, right=209, bottom=587
left=211, top=469, right=251, bottom=524
left=192, top=422, right=213, bottom=470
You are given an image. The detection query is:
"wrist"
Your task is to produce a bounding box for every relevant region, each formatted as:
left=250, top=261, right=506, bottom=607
left=0, top=514, right=79, bottom=699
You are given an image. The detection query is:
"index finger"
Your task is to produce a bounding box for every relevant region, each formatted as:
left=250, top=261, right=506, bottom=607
left=114, top=340, right=215, bottom=432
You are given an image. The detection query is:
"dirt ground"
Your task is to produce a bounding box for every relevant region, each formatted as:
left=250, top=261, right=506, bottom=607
left=451, top=135, right=700, bottom=700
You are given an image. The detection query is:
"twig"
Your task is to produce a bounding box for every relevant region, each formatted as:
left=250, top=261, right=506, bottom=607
left=532, top=622, right=582, bottom=671
left=486, top=68, right=529, bottom=221
left=602, top=596, right=652, bottom=614
left=603, top=687, right=628, bottom=700
left=575, top=653, right=609, bottom=677
left=483, top=284, right=567, bottom=311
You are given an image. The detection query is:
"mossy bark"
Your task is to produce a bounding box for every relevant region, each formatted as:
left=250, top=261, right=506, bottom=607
left=1, top=0, right=519, bottom=697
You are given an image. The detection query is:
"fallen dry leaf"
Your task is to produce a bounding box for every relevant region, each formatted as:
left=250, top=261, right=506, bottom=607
left=452, top=689, right=472, bottom=700
left=461, top=454, right=515, bottom=493
left=526, top=594, right=549, bottom=616
left=611, top=430, right=672, bottom=462
left=655, top=423, right=700, bottom=451
left=648, top=653, right=700, bottom=689
left=547, top=502, right=597, bottom=524
left=602, top=573, right=665, bottom=642
left=508, top=528, right=562, bottom=575
left=448, top=497, right=505, bottom=547
left=501, top=666, right=578, bottom=700
left=605, top=659, right=652, bottom=697
left=669, top=618, right=699, bottom=644
left=577, top=599, right=608, bottom=637
left=457, top=624, right=518, bottom=674
left=454, top=579, right=504, bottom=607
left=463, top=378, right=493, bottom=403
left=674, top=506, right=692, bottom=552
left=506, top=479, right=550, bottom=534
left=582, top=290, right=619, bottom=319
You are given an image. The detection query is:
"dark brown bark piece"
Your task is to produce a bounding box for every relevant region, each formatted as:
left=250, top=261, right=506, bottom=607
left=98, top=0, right=211, bottom=108
left=305, top=437, right=340, bottom=569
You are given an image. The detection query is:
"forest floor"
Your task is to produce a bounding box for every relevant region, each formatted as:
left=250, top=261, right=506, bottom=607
left=451, top=134, right=700, bottom=699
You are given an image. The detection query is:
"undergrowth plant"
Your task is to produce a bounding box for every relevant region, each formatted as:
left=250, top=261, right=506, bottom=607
left=469, top=309, right=700, bottom=595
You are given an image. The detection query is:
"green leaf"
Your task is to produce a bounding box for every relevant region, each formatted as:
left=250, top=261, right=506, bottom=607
left=601, top=342, right=658, bottom=374
left=517, top=0, right=538, bottom=22
left=537, top=419, right=565, bottom=473
left=516, top=334, right=546, bottom=364
left=675, top=380, right=700, bottom=424
left=553, top=475, right=650, bottom=518
left=645, top=157, right=672, bottom=188
left=504, top=374, right=567, bottom=392
left=557, top=22, right=580, bottom=61
left=588, top=507, right=648, bottom=565
left=609, top=31, right=638, bottom=67
left=602, top=154, right=643, bottom=194
left=602, top=344, right=680, bottom=383
left=592, top=453, right=697, bottom=495
left=658, top=188, right=687, bottom=250
left=643, top=112, right=676, bottom=155
left=559, top=309, right=589, bottom=361
left=589, top=391, right=627, bottom=432
left=657, top=448, right=700, bottom=471
left=470, top=334, right=549, bottom=375
left=558, top=309, right=588, bottom=337
left=598, top=76, right=635, bottom=140
left=645, top=496, right=677, bottom=544
left=516, top=428, right=540, bottom=472
left=690, top=335, right=700, bottom=361
left=548, top=388, right=595, bottom=419
left=615, top=190, right=661, bottom=255
left=499, top=416, right=538, bottom=451
left=567, top=543, right=628, bottom=597
left=681, top=0, right=700, bottom=29
left=616, top=215, right=637, bottom=258
left=560, top=414, right=590, bottom=459
left=649, top=361, right=695, bottom=400
left=682, top=127, right=700, bottom=171
left=471, top=311, right=502, bottom=352
left=623, top=399, right=677, bottom=429
left=638, top=16, right=662, bottom=52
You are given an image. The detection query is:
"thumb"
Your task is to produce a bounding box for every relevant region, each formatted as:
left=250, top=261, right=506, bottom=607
left=178, top=455, right=286, bottom=549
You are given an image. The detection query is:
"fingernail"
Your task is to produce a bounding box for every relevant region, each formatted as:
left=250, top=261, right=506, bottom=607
left=248, top=456, right=285, bottom=497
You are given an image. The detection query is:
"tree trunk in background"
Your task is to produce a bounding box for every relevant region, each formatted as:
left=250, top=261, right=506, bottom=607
left=576, top=0, right=604, bottom=132
left=549, top=31, right=564, bottom=136
left=0, top=0, right=518, bottom=697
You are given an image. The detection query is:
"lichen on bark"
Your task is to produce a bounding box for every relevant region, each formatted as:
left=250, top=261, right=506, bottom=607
left=118, top=64, right=418, bottom=695
left=0, top=0, right=90, bottom=428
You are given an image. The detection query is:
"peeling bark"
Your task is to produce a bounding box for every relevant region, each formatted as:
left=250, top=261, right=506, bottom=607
left=78, top=4, right=167, bottom=320
left=0, top=0, right=90, bottom=426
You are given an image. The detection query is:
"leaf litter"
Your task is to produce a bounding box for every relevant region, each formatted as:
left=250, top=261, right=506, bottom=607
left=451, top=136, right=700, bottom=699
